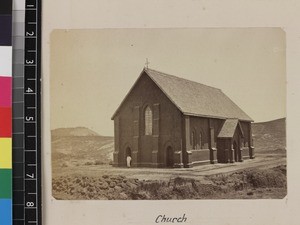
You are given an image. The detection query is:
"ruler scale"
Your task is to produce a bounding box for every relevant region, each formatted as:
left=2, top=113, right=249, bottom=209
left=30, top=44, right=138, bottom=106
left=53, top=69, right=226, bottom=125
left=24, top=0, right=42, bottom=224
left=12, top=0, right=42, bottom=225
left=0, top=0, right=13, bottom=224
left=12, top=1, right=26, bottom=225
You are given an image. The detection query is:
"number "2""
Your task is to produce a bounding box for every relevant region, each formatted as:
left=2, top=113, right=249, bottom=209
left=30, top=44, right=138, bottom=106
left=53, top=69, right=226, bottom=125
left=26, top=31, right=34, bottom=36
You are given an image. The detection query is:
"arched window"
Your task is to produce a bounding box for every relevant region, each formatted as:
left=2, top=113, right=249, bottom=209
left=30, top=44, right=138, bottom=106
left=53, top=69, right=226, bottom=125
left=191, top=130, right=197, bottom=149
left=199, top=132, right=203, bottom=149
left=241, top=138, right=245, bottom=147
left=145, top=106, right=152, bottom=135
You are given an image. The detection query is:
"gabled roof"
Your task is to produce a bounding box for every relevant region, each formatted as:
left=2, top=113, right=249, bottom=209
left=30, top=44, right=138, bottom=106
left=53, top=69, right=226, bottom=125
left=218, top=119, right=244, bottom=138
left=145, top=68, right=253, bottom=121
left=112, top=68, right=253, bottom=121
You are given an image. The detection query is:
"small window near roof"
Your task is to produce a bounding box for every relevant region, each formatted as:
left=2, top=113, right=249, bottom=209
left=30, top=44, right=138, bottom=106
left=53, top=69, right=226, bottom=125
left=145, top=106, right=152, bottom=135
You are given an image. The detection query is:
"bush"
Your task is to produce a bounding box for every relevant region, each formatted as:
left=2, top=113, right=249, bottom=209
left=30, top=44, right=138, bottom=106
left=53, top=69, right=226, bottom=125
left=173, top=177, right=187, bottom=186
left=94, top=160, right=105, bottom=165
left=84, top=161, right=93, bottom=166
left=245, top=169, right=286, bottom=188
left=61, top=162, right=68, bottom=167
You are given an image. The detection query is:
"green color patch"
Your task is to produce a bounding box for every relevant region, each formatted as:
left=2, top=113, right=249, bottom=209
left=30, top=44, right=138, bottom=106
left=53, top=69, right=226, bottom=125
left=0, top=169, right=12, bottom=198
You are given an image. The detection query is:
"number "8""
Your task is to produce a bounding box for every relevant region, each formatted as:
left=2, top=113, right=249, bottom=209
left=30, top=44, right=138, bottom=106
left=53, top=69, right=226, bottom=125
left=26, top=202, right=34, bottom=207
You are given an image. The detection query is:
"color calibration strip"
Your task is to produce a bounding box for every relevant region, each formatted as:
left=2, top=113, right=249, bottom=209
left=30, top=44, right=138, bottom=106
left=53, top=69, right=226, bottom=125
left=12, top=0, right=43, bottom=224
left=12, top=0, right=26, bottom=225
left=0, top=1, right=13, bottom=225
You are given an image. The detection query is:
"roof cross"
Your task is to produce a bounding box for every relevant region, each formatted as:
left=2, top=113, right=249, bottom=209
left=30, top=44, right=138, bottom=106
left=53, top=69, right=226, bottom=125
left=145, top=58, right=150, bottom=69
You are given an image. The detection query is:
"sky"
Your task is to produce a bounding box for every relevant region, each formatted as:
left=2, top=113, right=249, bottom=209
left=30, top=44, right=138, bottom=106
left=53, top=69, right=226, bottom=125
left=50, top=28, right=286, bottom=136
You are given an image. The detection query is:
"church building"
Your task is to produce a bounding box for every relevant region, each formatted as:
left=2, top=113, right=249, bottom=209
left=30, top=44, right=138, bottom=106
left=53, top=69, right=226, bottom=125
left=111, top=68, right=254, bottom=168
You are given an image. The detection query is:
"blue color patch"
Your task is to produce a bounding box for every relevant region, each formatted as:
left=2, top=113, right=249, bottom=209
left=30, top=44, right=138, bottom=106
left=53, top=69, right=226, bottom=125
left=0, top=199, right=12, bottom=225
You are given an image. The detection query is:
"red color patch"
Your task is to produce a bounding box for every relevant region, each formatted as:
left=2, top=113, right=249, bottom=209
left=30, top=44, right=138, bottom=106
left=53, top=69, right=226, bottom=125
left=0, top=76, right=12, bottom=107
left=0, top=107, right=11, bottom=137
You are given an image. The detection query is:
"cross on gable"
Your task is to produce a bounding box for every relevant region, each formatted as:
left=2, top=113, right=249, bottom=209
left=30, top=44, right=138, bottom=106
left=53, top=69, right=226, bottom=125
left=145, top=58, right=150, bottom=69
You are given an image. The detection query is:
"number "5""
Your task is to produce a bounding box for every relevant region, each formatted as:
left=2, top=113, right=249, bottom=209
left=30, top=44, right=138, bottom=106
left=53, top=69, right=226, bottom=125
left=26, top=116, right=34, bottom=121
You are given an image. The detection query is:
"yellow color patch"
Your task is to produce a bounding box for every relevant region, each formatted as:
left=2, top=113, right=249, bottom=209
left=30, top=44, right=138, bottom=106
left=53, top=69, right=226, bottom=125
left=0, top=138, right=12, bottom=169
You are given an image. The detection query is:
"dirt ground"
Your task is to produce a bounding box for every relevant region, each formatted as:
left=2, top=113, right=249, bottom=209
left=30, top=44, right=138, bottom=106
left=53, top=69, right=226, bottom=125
left=53, top=153, right=285, bottom=181
left=52, top=153, right=287, bottom=200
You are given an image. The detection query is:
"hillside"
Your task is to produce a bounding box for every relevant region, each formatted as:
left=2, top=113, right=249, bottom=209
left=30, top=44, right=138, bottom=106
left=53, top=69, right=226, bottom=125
left=51, top=127, right=114, bottom=171
left=252, top=118, right=286, bottom=153
left=51, top=127, right=100, bottom=137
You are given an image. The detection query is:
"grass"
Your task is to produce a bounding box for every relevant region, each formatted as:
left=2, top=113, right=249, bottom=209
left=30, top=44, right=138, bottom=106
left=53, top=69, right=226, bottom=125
left=53, top=165, right=287, bottom=200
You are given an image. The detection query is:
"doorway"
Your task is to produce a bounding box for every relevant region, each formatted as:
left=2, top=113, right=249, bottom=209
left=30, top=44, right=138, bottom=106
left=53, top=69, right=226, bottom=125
left=125, top=147, right=132, bottom=166
left=166, top=146, right=174, bottom=168
left=125, top=147, right=132, bottom=157
left=233, top=140, right=240, bottom=162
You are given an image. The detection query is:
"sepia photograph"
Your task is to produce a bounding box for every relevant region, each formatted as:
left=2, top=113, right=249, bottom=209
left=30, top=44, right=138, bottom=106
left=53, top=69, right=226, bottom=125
left=50, top=28, right=286, bottom=200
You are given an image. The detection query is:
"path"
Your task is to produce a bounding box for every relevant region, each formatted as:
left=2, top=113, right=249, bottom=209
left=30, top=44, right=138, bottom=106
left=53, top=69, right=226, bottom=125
left=56, top=154, right=286, bottom=182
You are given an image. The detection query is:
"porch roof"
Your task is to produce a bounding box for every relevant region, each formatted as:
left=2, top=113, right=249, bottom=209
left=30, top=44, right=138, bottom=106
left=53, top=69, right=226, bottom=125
left=218, top=119, right=240, bottom=138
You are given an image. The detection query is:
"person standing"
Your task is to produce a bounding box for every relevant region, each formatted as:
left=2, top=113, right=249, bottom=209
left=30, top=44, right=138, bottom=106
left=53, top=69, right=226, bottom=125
left=126, top=155, right=132, bottom=168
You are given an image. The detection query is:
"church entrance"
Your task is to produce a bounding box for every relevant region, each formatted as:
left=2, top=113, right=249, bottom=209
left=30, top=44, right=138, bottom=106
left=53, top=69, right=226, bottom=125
left=233, top=140, right=240, bottom=162
left=166, top=146, right=174, bottom=168
left=125, top=147, right=132, bottom=165
left=126, top=147, right=132, bottom=157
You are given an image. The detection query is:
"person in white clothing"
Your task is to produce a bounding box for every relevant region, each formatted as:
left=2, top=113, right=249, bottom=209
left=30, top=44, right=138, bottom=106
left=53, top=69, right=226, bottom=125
left=126, top=155, right=132, bottom=168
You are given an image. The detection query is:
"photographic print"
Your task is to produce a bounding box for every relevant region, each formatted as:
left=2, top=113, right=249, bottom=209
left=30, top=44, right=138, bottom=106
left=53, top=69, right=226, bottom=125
left=50, top=28, right=286, bottom=200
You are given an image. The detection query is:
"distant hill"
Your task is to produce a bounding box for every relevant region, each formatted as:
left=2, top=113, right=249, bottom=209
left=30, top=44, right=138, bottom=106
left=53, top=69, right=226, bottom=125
left=252, top=118, right=286, bottom=152
left=51, top=127, right=114, bottom=169
left=52, top=127, right=101, bottom=137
